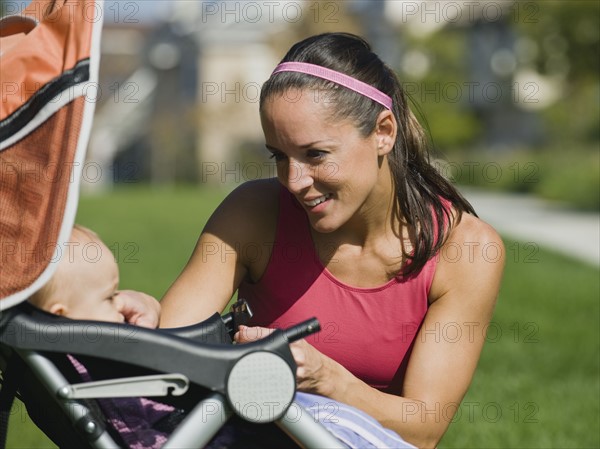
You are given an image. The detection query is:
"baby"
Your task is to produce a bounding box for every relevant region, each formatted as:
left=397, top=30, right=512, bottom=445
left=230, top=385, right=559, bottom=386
left=28, top=224, right=125, bottom=323
left=28, top=224, right=182, bottom=449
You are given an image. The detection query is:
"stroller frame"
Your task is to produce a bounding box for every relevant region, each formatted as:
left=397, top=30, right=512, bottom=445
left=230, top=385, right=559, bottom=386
left=0, top=304, right=345, bottom=448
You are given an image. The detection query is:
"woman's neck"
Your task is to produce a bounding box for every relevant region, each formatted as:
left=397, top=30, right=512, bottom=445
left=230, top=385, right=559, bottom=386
left=317, top=161, right=401, bottom=251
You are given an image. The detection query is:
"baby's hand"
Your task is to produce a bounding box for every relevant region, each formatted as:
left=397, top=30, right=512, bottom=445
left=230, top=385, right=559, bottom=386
left=114, top=290, right=160, bottom=328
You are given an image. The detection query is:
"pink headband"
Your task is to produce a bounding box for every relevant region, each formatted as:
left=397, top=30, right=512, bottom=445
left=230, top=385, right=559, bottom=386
left=271, top=62, right=393, bottom=110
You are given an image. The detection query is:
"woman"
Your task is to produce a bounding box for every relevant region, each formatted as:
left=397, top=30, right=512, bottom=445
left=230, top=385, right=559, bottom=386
left=159, top=32, right=504, bottom=448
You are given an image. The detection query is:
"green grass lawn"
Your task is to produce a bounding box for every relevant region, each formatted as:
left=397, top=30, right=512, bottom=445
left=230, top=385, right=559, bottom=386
left=7, top=186, right=600, bottom=448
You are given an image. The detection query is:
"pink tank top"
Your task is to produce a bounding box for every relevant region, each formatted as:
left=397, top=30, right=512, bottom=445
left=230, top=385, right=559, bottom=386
left=238, top=187, right=437, bottom=394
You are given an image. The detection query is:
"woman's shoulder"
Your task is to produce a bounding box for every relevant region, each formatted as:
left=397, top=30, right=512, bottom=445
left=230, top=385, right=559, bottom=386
left=223, top=178, right=280, bottom=220
left=442, top=208, right=505, bottom=268
left=447, top=211, right=503, bottom=252
left=221, top=178, right=280, bottom=208
left=429, top=211, right=505, bottom=304
left=205, top=178, right=280, bottom=242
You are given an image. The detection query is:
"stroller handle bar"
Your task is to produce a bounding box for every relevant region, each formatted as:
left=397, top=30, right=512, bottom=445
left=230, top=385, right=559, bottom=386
left=282, top=318, right=321, bottom=343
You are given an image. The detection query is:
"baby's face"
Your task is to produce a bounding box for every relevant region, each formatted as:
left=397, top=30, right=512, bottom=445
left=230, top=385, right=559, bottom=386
left=62, top=237, right=125, bottom=323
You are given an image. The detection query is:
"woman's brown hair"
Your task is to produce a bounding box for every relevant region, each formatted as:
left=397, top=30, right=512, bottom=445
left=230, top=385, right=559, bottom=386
left=260, top=32, right=476, bottom=277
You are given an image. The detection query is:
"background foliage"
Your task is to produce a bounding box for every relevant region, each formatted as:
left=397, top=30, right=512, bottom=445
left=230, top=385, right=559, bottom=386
left=397, top=1, right=599, bottom=209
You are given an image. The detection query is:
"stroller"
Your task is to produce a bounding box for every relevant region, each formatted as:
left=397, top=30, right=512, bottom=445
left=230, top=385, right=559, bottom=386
left=0, top=1, right=346, bottom=447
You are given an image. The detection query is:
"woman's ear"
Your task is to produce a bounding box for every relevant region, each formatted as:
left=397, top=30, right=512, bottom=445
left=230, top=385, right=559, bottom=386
left=375, top=110, right=397, bottom=156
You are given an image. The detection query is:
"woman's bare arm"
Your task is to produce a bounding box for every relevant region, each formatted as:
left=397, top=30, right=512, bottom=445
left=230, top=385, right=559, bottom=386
left=160, top=179, right=279, bottom=328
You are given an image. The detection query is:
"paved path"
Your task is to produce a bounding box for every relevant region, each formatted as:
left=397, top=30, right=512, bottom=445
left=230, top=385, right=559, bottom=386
left=462, top=189, right=600, bottom=267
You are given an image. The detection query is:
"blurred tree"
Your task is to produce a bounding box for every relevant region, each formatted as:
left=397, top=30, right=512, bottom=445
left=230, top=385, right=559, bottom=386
left=511, top=0, right=600, bottom=145
left=513, top=1, right=599, bottom=82
left=391, top=0, right=599, bottom=151
left=397, top=26, right=484, bottom=152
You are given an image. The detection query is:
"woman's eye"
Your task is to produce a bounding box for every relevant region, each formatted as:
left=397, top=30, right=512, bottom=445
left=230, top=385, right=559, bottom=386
left=268, top=152, right=286, bottom=162
left=307, top=150, right=326, bottom=160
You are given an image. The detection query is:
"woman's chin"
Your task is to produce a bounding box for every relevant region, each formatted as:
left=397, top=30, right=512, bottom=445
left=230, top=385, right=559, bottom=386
left=309, top=217, right=339, bottom=234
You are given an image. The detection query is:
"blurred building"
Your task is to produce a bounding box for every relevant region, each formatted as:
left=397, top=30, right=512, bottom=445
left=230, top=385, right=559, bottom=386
left=86, top=14, right=199, bottom=190
left=86, top=1, right=362, bottom=189
left=84, top=0, right=557, bottom=189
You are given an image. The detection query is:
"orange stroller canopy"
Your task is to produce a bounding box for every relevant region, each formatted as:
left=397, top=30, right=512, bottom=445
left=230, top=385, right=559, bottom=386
left=0, top=0, right=102, bottom=309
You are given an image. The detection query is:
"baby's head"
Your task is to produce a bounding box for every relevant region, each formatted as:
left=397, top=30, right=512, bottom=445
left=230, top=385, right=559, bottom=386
left=29, top=225, right=125, bottom=323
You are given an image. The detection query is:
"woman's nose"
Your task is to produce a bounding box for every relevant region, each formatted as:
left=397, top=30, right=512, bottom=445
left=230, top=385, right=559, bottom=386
left=282, top=160, right=313, bottom=193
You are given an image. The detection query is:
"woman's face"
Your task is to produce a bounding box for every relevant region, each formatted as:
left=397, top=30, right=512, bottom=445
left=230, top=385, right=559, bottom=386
left=260, top=88, right=395, bottom=234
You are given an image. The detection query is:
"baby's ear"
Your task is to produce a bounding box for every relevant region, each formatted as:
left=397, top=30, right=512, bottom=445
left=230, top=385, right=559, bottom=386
left=49, top=303, right=68, bottom=316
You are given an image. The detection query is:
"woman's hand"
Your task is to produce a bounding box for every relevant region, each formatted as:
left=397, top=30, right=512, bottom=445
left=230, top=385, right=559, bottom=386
left=113, top=290, right=160, bottom=328
left=235, top=325, right=336, bottom=396
left=288, top=338, right=336, bottom=396
left=234, top=325, right=274, bottom=342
